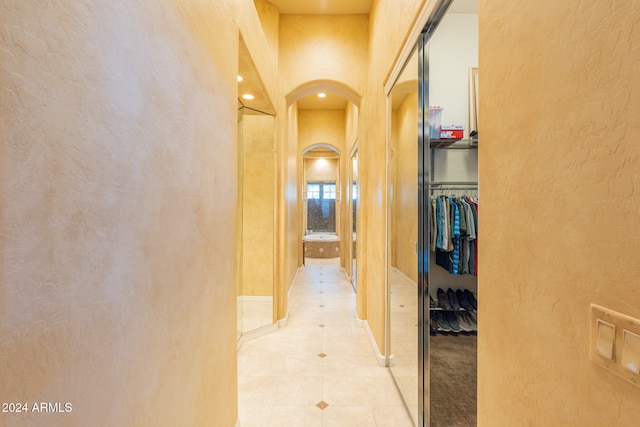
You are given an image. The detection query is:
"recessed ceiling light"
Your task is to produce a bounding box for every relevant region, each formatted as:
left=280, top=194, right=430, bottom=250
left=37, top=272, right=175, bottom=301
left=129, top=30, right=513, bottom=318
left=242, top=94, right=254, bottom=100
left=317, top=93, right=327, bottom=98
left=237, top=75, right=243, bottom=82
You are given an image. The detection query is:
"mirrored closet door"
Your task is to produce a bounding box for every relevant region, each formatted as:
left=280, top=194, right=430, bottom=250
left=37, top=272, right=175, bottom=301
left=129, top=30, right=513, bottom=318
left=386, top=0, right=478, bottom=425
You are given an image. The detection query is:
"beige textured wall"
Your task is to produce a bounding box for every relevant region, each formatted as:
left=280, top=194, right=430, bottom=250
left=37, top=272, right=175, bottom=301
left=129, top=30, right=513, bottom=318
left=279, top=15, right=369, bottom=97
left=479, top=1, right=640, bottom=425
left=305, top=158, right=339, bottom=182
left=242, top=115, right=275, bottom=297
left=391, top=93, right=418, bottom=284
left=253, top=0, right=279, bottom=63
left=360, top=0, right=425, bottom=352
left=344, top=103, right=359, bottom=274
left=0, top=0, right=275, bottom=425
left=298, top=109, right=346, bottom=154
left=279, top=102, right=300, bottom=302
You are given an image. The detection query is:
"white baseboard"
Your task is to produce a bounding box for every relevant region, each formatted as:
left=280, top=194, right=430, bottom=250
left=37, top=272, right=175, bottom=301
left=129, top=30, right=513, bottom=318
left=236, top=419, right=241, bottom=427
left=391, top=266, right=418, bottom=289
left=237, top=322, right=279, bottom=349
left=277, top=310, right=289, bottom=328
left=237, top=295, right=273, bottom=303
left=358, top=314, right=387, bottom=367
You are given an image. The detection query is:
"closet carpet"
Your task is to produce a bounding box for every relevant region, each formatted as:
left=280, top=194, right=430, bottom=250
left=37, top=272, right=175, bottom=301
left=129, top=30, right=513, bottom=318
left=429, top=333, right=477, bottom=427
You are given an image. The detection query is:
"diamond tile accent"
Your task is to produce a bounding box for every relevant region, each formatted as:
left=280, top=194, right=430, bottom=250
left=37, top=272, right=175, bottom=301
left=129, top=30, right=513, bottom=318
left=316, top=400, right=329, bottom=410
left=318, top=324, right=325, bottom=328
left=317, top=352, right=327, bottom=358
left=319, top=305, right=324, bottom=307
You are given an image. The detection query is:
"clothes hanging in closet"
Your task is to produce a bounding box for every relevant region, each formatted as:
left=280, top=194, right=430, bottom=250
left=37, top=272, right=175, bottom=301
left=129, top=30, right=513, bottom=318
left=430, top=195, right=478, bottom=275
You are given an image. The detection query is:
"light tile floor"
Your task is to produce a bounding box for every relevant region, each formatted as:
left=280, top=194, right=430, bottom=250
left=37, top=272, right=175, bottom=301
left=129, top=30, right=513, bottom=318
left=238, top=258, right=414, bottom=427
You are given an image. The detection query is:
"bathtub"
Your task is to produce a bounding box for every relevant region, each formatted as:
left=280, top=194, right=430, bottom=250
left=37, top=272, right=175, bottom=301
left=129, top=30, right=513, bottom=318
left=303, top=234, right=340, bottom=258
left=303, top=234, right=340, bottom=242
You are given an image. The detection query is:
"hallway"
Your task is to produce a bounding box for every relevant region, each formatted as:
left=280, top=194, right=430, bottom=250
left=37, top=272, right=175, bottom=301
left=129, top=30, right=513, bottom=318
left=238, top=258, right=414, bottom=426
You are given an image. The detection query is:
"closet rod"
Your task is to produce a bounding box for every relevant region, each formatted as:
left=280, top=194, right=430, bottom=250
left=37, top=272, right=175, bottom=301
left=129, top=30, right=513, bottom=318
left=430, top=181, right=478, bottom=186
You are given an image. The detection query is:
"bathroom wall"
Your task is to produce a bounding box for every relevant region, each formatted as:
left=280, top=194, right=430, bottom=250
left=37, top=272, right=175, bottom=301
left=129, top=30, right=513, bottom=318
left=0, top=0, right=275, bottom=425
left=242, top=115, right=275, bottom=297
left=479, top=1, right=640, bottom=425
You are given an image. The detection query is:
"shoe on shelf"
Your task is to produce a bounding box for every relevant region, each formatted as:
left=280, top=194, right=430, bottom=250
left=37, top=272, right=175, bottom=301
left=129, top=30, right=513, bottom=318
left=435, top=311, right=451, bottom=332
left=456, top=289, right=475, bottom=311
left=464, top=289, right=478, bottom=310
left=446, top=311, right=461, bottom=333
left=430, top=295, right=436, bottom=309
left=447, top=288, right=461, bottom=310
left=463, top=311, right=477, bottom=331
left=437, top=288, right=452, bottom=310
left=429, top=312, right=438, bottom=334
left=456, top=312, right=474, bottom=332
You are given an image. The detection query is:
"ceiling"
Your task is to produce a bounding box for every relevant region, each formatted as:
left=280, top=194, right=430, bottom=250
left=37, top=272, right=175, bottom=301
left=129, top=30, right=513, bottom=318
left=297, top=93, right=348, bottom=110
left=268, top=0, right=372, bottom=14
left=268, top=0, right=476, bottom=15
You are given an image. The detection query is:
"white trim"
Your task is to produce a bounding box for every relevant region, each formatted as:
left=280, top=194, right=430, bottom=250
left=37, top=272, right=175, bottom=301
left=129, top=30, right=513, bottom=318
left=236, top=419, right=241, bottom=427
left=355, top=312, right=364, bottom=328
left=237, top=322, right=279, bottom=349
left=362, top=319, right=388, bottom=367
left=237, top=295, right=273, bottom=303
left=391, top=266, right=418, bottom=289
left=277, top=311, right=289, bottom=328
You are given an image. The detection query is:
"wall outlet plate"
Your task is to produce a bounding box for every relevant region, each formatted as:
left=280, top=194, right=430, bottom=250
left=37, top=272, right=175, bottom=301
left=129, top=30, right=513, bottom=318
left=591, top=304, right=640, bottom=388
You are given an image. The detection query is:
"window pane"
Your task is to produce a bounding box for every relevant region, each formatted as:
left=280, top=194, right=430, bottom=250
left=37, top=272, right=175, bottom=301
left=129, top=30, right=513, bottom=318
left=307, top=183, right=320, bottom=199
left=323, top=184, right=336, bottom=200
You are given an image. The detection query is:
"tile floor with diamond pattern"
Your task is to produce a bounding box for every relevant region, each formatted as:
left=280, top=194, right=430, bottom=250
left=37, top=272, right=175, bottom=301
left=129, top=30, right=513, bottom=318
left=238, top=258, right=414, bottom=427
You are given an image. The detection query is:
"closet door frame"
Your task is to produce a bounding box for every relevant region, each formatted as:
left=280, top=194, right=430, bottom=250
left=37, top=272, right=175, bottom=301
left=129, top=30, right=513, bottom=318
left=417, top=1, right=453, bottom=425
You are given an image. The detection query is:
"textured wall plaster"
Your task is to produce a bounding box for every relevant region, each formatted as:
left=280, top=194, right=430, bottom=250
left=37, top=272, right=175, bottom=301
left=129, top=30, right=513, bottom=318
left=391, top=93, right=419, bottom=284
left=359, top=0, right=426, bottom=354
left=0, top=0, right=276, bottom=425
left=479, top=0, right=640, bottom=425
left=242, top=115, right=275, bottom=297
left=279, top=15, right=369, bottom=99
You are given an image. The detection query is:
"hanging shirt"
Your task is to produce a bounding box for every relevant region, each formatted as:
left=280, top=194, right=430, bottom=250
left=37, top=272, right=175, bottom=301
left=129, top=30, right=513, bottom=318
left=448, top=198, right=460, bottom=275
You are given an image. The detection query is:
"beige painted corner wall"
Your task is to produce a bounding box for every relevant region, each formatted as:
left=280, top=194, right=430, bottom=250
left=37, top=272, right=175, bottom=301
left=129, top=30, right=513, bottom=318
left=242, top=115, right=275, bottom=297
left=280, top=102, right=300, bottom=303
left=479, top=1, right=640, bottom=425
left=391, top=93, right=419, bottom=284
left=360, top=0, right=426, bottom=353
left=0, top=0, right=276, bottom=426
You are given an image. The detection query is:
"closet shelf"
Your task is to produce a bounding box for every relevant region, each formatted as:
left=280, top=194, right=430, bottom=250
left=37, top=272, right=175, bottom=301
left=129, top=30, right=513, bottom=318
left=429, top=138, right=478, bottom=149
left=429, top=138, right=461, bottom=149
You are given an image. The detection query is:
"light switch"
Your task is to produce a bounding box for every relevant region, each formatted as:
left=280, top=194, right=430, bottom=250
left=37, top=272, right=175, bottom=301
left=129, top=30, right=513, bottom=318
left=596, top=319, right=615, bottom=360
left=621, top=330, right=640, bottom=374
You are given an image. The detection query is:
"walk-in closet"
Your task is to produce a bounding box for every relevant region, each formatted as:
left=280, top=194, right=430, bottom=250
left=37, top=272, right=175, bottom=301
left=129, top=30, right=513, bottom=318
left=386, top=0, right=478, bottom=425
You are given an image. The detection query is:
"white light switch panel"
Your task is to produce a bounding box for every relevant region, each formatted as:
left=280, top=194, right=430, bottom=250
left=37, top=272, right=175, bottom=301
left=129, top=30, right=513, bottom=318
left=596, top=320, right=615, bottom=360
left=591, top=305, right=640, bottom=388
left=621, top=330, right=640, bottom=375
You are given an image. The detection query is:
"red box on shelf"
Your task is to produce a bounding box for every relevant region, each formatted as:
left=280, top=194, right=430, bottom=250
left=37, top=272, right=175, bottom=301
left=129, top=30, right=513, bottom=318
left=440, top=125, right=464, bottom=139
